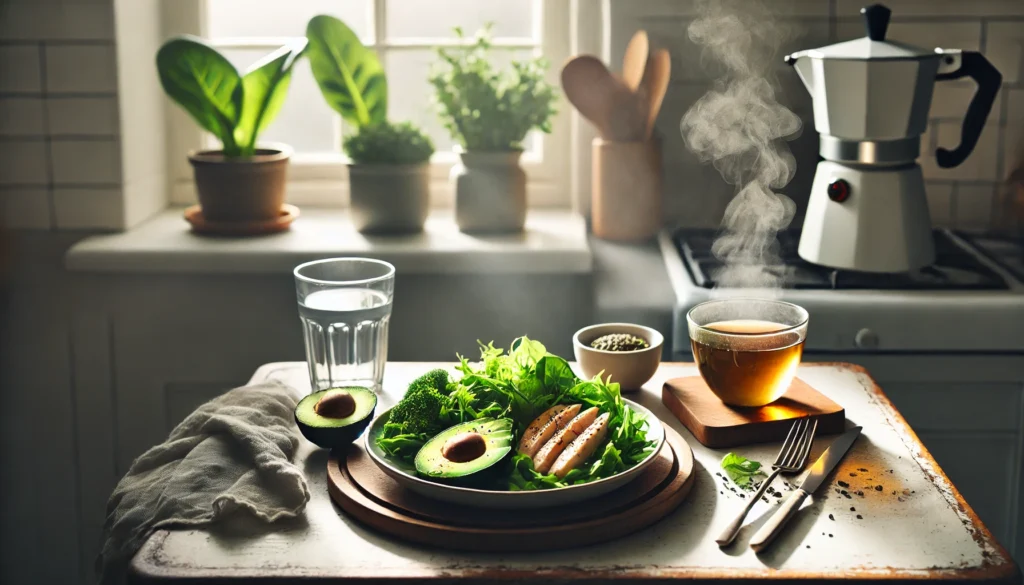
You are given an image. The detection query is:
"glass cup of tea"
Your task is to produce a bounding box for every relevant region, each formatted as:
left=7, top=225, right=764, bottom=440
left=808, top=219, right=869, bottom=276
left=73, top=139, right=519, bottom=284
left=294, top=258, right=395, bottom=393
left=686, top=298, right=808, bottom=407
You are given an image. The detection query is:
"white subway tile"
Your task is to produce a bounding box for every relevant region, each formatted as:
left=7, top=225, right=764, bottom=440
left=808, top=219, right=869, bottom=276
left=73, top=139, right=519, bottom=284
left=925, top=182, right=954, bottom=226
left=930, top=83, right=1002, bottom=121
left=1007, top=89, right=1024, bottom=124
left=44, top=45, right=117, bottom=93
left=954, top=184, right=996, bottom=230
left=834, top=21, right=981, bottom=50
left=46, top=97, right=118, bottom=135
left=50, top=139, right=121, bottom=184
left=632, top=0, right=829, bottom=18
left=987, top=22, right=1023, bottom=85
left=921, top=120, right=999, bottom=180
left=0, top=46, right=42, bottom=92
left=53, top=187, right=122, bottom=229
left=0, top=140, right=48, bottom=185
left=0, top=98, right=45, bottom=136
left=0, top=2, right=114, bottom=41
left=0, top=188, right=51, bottom=229
left=836, top=1, right=1024, bottom=17
left=1003, top=124, right=1024, bottom=183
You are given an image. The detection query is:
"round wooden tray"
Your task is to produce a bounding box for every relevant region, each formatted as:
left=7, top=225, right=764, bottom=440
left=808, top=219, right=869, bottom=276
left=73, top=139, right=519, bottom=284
left=327, top=424, right=694, bottom=551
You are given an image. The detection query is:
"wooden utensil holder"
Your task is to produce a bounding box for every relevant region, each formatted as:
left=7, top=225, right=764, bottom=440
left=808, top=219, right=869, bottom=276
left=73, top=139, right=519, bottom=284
left=592, top=138, right=662, bottom=241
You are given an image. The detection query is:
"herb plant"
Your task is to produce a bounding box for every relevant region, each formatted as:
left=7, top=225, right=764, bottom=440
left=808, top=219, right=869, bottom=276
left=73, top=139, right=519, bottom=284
left=156, top=36, right=306, bottom=156
left=343, top=121, right=435, bottom=165
left=429, top=26, right=558, bottom=151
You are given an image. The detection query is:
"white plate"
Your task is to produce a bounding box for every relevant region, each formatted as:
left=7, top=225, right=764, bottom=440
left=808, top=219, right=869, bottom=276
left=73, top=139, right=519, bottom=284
left=364, top=399, right=666, bottom=509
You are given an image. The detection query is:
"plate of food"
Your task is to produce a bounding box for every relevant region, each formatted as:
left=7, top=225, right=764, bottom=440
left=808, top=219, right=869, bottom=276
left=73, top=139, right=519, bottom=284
left=364, top=336, right=666, bottom=509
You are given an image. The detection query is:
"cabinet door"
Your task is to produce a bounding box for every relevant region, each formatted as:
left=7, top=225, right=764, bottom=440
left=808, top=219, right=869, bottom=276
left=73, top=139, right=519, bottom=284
left=882, top=380, right=1020, bottom=553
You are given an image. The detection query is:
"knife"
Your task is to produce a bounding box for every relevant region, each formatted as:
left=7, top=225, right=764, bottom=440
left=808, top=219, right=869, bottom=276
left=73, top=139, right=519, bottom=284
left=749, top=426, right=862, bottom=552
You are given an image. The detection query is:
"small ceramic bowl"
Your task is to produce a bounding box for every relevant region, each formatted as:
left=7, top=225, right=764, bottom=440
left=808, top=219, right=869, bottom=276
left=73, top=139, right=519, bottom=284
left=573, top=323, right=664, bottom=391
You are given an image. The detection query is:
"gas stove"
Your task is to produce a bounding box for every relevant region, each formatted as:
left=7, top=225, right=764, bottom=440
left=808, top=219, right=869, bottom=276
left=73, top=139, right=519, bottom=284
left=659, top=228, right=1024, bottom=357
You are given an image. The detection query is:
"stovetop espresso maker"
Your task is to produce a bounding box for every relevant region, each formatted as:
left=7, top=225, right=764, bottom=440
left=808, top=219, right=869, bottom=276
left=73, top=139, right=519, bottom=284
left=787, top=3, right=1002, bottom=273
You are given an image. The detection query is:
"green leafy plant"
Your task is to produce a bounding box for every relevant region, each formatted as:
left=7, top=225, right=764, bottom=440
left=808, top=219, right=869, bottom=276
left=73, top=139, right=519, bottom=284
left=721, top=453, right=767, bottom=488
left=156, top=36, right=306, bottom=156
left=343, top=121, right=435, bottom=165
left=305, top=15, right=387, bottom=128
left=429, top=25, right=558, bottom=151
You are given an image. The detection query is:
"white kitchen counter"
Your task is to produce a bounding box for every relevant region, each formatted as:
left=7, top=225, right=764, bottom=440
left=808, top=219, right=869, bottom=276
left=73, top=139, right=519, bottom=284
left=65, top=208, right=592, bottom=275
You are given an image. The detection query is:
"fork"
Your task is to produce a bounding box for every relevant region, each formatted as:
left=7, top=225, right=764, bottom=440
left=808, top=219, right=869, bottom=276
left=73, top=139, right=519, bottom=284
left=715, top=417, right=819, bottom=547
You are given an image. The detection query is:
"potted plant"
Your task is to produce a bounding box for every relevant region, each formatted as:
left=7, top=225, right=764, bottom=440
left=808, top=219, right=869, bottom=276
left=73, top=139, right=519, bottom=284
left=305, top=15, right=436, bottom=233
left=156, top=36, right=306, bottom=223
left=430, top=26, right=558, bottom=233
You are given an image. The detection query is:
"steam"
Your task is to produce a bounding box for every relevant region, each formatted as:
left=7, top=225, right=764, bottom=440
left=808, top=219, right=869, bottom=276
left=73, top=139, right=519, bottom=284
left=680, top=0, right=802, bottom=289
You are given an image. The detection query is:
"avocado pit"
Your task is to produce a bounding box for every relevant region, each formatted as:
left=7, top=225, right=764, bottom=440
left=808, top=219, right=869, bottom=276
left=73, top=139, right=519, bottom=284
left=441, top=431, right=487, bottom=463
left=314, top=391, right=356, bottom=419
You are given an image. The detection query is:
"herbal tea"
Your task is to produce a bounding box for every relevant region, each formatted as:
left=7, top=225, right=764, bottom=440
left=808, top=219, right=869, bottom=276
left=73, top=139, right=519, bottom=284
left=690, top=319, right=804, bottom=407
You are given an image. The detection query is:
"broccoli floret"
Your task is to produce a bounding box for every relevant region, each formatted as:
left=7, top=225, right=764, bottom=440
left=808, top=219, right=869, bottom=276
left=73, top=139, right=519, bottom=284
left=410, top=368, right=449, bottom=394
left=388, top=386, right=447, bottom=435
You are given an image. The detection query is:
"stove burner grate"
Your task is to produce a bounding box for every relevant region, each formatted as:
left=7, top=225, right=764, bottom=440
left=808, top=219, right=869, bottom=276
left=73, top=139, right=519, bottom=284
left=674, top=228, right=1008, bottom=290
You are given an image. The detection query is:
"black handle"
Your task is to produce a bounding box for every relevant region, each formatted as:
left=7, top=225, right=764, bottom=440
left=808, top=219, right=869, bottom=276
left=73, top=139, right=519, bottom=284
left=934, top=51, right=1002, bottom=169
left=861, top=4, right=891, bottom=41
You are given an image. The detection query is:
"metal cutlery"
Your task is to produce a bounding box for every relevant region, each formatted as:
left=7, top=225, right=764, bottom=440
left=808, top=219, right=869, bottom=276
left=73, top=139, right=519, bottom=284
left=716, top=417, right=818, bottom=547
left=749, top=426, right=863, bottom=552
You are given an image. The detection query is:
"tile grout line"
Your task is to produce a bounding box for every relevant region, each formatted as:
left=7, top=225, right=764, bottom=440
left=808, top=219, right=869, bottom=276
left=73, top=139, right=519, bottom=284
left=37, top=41, right=58, bottom=230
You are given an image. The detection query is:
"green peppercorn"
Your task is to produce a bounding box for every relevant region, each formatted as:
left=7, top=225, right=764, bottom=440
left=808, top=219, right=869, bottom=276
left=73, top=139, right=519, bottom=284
left=590, top=333, right=649, bottom=352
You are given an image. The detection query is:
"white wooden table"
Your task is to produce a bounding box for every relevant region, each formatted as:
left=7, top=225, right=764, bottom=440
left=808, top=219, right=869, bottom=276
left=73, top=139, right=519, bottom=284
left=129, top=362, right=1019, bottom=584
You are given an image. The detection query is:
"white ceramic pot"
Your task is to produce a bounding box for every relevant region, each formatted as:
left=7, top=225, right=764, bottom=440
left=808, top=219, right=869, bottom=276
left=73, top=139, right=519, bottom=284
left=450, top=150, right=527, bottom=233
left=348, top=163, right=430, bottom=234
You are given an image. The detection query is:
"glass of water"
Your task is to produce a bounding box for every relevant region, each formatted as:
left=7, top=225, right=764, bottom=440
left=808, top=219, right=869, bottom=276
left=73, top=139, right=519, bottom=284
left=293, top=258, right=395, bottom=393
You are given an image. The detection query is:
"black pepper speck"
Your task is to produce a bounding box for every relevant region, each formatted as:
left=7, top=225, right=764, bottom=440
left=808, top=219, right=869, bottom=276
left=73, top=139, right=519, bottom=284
left=856, top=514, right=863, bottom=519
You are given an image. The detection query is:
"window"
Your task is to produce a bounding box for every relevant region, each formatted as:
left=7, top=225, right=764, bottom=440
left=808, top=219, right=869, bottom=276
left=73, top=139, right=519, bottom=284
left=166, top=0, right=570, bottom=207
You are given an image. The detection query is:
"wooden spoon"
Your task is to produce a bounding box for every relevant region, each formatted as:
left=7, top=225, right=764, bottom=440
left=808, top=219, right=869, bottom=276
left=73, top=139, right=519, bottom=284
left=561, top=55, right=620, bottom=138
left=640, top=49, right=671, bottom=140
left=622, top=30, right=649, bottom=92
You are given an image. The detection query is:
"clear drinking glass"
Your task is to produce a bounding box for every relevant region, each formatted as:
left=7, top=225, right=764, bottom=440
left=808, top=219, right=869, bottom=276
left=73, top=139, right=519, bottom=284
left=686, top=298, right=809, bottom=407
left=294, top=258, right=395, bottom=392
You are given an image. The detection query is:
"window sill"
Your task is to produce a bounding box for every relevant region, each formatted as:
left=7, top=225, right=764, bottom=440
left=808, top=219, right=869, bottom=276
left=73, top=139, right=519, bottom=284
left=65, top=208, right=592, bottom=275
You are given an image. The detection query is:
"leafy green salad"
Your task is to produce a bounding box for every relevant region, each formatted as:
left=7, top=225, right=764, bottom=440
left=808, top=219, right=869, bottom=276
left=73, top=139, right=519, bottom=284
left=375, top=337, right=658, bottom=490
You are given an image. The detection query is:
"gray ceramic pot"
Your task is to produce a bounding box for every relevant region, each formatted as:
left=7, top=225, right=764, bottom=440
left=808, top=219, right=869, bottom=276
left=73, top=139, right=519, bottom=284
left=188, top=144, right=291, bottom=221
left=348, top=163, right=430, bottom=234
left=451, top=150, right=526, bottom=233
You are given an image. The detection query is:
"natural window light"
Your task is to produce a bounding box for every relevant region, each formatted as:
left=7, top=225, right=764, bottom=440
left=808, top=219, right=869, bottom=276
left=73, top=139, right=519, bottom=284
left=167, top=0, right=569, bottom=207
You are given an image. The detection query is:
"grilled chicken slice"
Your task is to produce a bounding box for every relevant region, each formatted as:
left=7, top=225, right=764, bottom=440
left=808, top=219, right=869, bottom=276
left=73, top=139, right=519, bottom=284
left=549, top=412, right=611, bottom=479
left=532, top=407, right=599, bottom=474
left=518, top=404, right=579, bottom=458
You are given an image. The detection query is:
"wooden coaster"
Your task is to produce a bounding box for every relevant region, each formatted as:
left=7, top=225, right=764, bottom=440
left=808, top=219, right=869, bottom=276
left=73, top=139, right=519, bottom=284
left=326, top=425, right=694, bottom=551
left=662, top=376, right=845, bottom=448
left=184, top=203, right=299, bottom=236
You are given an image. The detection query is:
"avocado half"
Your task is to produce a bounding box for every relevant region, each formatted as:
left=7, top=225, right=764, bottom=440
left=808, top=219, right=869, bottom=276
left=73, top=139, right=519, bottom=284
left=294, top=387, right=377, bottom=449
left=414, top=418, right=513, bottom=484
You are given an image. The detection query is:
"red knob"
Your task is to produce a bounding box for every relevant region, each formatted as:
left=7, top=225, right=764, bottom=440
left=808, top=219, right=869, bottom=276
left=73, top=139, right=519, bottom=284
left=827, top=178, right=851, bottom=202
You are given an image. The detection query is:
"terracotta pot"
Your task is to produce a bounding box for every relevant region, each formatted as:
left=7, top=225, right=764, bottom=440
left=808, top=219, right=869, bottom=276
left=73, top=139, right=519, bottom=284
left=348, top=163, right=430, bottom=234
left=188, top=145, right=291, bottom=222
left=451, top=149, right=527, bottom=233
left=591, top=138, right=663, bottom=241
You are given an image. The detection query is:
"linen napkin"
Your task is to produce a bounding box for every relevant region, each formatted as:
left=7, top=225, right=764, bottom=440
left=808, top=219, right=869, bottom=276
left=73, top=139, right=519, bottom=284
left=96, top=380, right=311, bottom=585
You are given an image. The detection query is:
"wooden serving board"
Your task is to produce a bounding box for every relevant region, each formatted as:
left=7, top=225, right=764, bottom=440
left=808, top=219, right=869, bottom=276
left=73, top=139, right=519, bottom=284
left=326, top=425, right=694, bottom=551
left=662, top=376, right=845, bottom=448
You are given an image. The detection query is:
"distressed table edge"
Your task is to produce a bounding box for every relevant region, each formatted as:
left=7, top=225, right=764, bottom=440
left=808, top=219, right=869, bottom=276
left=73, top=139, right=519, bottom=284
left=128, top=362, right=1022, bottom=584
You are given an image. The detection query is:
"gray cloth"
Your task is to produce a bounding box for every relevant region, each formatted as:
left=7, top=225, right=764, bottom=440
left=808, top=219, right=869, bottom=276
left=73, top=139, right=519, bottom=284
left=97, top=380, right=311, bottom=584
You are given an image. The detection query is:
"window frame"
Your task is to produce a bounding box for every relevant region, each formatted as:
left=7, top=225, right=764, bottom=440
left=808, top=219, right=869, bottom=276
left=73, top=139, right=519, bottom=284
left=163, top=0, right=571, bottom=208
